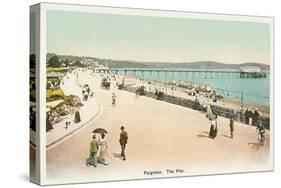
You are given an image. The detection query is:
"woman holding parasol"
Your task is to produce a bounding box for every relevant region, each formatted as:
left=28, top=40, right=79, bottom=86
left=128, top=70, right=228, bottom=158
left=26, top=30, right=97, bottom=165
left=92, top=128, right=110, bottom=165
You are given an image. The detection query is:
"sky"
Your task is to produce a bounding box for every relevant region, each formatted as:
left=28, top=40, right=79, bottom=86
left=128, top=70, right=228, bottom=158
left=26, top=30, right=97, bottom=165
left=47, top=10, right=270, bottom=64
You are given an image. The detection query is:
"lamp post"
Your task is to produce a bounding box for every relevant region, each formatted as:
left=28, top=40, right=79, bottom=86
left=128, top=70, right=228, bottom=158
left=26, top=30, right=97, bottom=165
left=241, top=91, right=244, bottom=109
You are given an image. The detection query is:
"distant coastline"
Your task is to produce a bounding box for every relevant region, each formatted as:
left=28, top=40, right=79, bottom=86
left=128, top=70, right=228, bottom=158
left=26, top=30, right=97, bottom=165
left=47, top=53, right=270, bottom=70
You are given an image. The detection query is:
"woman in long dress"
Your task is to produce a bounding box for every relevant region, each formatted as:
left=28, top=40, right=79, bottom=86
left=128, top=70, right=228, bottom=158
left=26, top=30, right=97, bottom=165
left=98, top=133, right=110, bottom=165
left=209, top=119, right=218, bottom=139
left=74, top=110, right=81, bottom=123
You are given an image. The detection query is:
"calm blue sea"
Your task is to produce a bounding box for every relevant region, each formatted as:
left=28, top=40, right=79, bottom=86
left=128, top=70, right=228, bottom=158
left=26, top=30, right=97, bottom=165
left=114, top=68, right=270, bottom=106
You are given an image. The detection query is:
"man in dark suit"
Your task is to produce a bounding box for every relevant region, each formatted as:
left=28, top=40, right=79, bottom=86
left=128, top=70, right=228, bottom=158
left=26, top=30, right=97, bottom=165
left=119, top=126, right=128, bottom=161
left=253, top=108, right=260, bottom=126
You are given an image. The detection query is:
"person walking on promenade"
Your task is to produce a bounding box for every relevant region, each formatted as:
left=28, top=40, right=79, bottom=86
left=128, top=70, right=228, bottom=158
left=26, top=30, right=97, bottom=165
left=98, top=133, right=110, bottom=165
left=65, top=117, right=71, bottom=129
left=256, top=121, right=265, bottom=145
left=209, top=120, right=215, bottom=139
left=112, top=92, right=116, bottom=106
left=194, top=95, right=200, bottom=110
left=209, top=115, right=218, bottom=139
left=74, top=110, right=81, bottom=123
left=87, top=135, right=99, bottom=167
left=248, top=109, right=254, bottom=125
left=206, top=104, right=213, bottom=120
left=119, top=126, right=128, bottom=161
left=229, top=118, right=234, bottom=139
left=245, top=108, right=249, bottom=124
left=135, top=87, right=139, bottom=98
left=253, top=108, right=260, bottom=126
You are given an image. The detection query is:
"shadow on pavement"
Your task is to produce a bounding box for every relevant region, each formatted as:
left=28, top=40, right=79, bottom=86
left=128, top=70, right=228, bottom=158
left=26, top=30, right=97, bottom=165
left=197, top=134, right=209, bottom=138
left=222, top=134, right=232, bottom=139
left=112, top=153, right=122, bottom=159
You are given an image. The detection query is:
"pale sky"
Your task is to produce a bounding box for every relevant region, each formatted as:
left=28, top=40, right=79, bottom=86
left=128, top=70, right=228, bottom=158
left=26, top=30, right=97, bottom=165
left=47, top=10, right=270, bottom=64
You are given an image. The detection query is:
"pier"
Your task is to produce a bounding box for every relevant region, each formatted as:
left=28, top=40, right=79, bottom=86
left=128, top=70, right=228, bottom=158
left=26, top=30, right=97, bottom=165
left=111, top=68, right=268, bottom=78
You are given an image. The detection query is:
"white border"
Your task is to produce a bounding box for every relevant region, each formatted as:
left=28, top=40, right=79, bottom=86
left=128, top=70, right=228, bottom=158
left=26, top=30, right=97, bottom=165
left=39, top=4, right=47, bottom=185
left=269, top=18, right=274, bottom=170
left=38, top=2, right=274, bottom=185
left=29, top=4, right=41, bottom=184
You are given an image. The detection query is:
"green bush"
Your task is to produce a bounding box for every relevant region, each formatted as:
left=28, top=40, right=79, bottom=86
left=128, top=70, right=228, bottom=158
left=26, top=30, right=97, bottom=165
left=47, top=89, right=65, bottom=102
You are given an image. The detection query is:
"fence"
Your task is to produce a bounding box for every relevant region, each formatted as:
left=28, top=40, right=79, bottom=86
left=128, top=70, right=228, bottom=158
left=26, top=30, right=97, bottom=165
left=124, top=86, right=270, bottom=129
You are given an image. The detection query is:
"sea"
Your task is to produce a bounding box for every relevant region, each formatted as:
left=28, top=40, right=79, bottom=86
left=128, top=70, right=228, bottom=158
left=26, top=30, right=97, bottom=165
left=113, top=68, right=270, bottom=106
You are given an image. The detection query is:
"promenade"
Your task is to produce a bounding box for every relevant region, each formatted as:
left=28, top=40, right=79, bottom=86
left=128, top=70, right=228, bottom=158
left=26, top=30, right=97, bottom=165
left=46, top=70, right=271, bottom=185
left=46, top=71, right=101, bottom=148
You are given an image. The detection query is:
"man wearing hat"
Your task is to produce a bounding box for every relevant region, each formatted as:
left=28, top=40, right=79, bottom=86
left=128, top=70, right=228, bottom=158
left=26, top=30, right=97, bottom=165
left=253, top=108, right=260, bottom=126
left=119, top=126, right=128, bottom=161
left=87, top=134, right=99, bottom=167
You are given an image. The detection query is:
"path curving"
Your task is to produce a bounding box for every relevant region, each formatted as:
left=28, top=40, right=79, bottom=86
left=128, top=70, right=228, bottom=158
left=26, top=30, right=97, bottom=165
left=46, top=71, right=271, bottom=185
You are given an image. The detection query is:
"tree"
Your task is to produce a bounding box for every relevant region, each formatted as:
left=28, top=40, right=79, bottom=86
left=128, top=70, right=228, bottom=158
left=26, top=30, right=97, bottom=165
left=48, top=55, right=61, bottom=67
left=73, top=60, right=85, bottom=67
left=64, top=59, right=69, bottom=67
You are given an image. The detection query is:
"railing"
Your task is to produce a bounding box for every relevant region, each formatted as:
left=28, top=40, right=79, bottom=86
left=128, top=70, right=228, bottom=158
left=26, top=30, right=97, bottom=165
left=112, top=68, right=268, bottom=78
left=123, top=86, right=270, bottom=129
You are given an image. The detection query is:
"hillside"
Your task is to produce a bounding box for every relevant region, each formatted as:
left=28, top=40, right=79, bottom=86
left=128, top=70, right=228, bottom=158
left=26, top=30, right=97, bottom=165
left=47, top=53, right=270, bottom=70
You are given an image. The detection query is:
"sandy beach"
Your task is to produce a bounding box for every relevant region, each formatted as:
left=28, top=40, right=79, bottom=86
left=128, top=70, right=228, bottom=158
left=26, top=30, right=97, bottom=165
left=46, top=70, right=271, bottom=185
left=115, top=74, right=270, bottom=115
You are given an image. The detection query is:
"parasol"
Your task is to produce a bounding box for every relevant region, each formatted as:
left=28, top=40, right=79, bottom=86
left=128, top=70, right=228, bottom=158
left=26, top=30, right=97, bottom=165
left=92, top=128, right=108, bottom=134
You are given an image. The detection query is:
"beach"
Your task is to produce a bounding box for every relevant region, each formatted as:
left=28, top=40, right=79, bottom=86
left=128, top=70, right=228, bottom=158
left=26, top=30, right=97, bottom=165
left=46, top=70, right=271, bottom=184
left=113, top=68, right=270, bottom=107
left=114, top=73, right=270, bottom=115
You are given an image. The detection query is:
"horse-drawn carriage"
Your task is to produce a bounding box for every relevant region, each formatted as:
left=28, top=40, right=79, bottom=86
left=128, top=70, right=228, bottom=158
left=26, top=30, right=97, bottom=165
left=117, top=82, right=125, bottom=90
left=101, top=78, right=110, bottom=90
left=155, top=89, right=164, bottom=100
left=136, top=86, right=146, bottom=96
left=82, top=84, right=91, bottom=101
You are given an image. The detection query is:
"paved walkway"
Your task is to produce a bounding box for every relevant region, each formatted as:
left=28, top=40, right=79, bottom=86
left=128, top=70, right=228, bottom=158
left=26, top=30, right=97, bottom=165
left=46, top=69, right=101, bottom=148
left=46, top=71, right=271, bottom=185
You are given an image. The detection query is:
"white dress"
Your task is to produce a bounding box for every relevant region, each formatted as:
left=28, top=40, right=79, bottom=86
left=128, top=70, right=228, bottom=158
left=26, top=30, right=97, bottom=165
left=98, top=138, right=110, bottom=165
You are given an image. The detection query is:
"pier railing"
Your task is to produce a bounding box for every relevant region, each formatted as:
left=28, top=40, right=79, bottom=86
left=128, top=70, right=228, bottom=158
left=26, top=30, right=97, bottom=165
left=112, top=68, right=268, bottom=79
left=124, top=86, right=270, bottom=129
